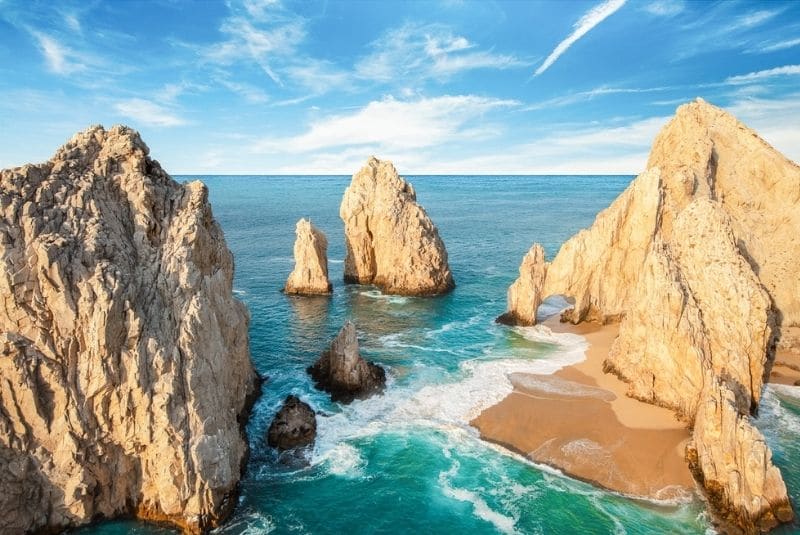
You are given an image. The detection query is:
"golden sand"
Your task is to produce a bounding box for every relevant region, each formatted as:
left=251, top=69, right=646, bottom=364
left=471, top=318, right=695, bottom=500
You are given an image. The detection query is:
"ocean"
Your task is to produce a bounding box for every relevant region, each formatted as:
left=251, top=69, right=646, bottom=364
left=77, top=175, right=800, bottom=535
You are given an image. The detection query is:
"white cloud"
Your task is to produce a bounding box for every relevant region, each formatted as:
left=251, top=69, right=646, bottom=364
left=726, top=64, right=800, bottom=84
left=535, top=0, right=626, bottom=76
left=643, top=0, right=684, bottom=17
left=31, top=31, right=86, bottom=75
left=752, top=37, right=800, bottom=54
left=356, top=23, right=527, bottom=83
left=524, top=85, right=673, bottom=111
left=114, top=98, right=187, bottom=127
left=732, top=9, right=779, bottom=30
left=254, top=95, right=518, bottom=154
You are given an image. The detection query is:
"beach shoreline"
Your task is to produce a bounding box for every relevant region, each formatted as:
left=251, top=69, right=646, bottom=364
left=471, top=316, right=696, bottom=501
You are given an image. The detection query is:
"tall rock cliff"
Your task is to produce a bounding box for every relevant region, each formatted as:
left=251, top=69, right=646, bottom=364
left=0, top=125, right=259, bottom=533
left=284, top=218, right=332, bottom=295
left=499, top=99, right=798, bottom=532
left=340, top=157, right=454, bottom=296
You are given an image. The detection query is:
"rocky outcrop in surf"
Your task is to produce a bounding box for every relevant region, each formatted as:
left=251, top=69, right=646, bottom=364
left=284, top=218, right=332, bottom=295
left=496, top=244, right=547, bottom=326
left=340, top=157, right=454, bottom=296
left=267, top=396, right=317, bottom=451
left=308, top=321, right=386, bottom=403
left=0, top=125, right=259, bottom=534
left=500, top=99, right=798, bottom=532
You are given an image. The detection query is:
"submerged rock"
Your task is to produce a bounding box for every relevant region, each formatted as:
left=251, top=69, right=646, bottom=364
left=499, top=99, right=798, bottom=532
left=284, top=218, right=332, bottom=295
left=340, top=157, right=454, bottom=296
left=308, top=321, right=386, bottom=403
left=0, top=125, right=259, bottom=534
left=267, top=396, right=317, bottom=451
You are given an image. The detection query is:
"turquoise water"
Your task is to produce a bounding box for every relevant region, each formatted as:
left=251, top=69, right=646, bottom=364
left=78, top=175, right=800, bottom=535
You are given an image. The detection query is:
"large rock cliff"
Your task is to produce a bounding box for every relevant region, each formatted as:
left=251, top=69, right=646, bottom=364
left=284, top=218, right=332, bottom=295
left=0, top=125, right=259, bottom=533
left=499, top=99, right=798, bottom=532
left=340, top=157, right=454, bottom=296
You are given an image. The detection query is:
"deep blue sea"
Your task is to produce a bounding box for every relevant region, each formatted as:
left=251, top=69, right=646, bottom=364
left=78, top=175, right=800, bottom=535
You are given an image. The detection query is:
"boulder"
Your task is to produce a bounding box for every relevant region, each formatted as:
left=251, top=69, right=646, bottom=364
left=340, top=157, right=454, bottom=295
left=267, top=396, right=317, bottom=451
left=284, top=218, right=332, bottom=295
left=308, top=321, right=386, bottom=403
left=0, top=125, right=259, bottom=534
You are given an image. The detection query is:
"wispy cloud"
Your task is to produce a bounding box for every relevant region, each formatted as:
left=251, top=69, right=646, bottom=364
left=30, top=31, right=87, bottom=75
left=642, top=0, right=684, bottom=17
left=731, top=9, right=780, bottom=31
left=534, top=0, right=626, bottom=76
left=114, top=98, right=187, bottom=127
left=726, top=64, right=800, bottom=85
left=750, top=37, right=800, bottom=54
left=523, top=85, right=673, bottom=111
left=356, top=23, right=527, bottom=83
left=254, top=94, right=517, bottom=154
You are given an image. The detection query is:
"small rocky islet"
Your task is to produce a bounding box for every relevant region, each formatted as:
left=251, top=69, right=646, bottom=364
left=0, top=99, right=798, bottom=534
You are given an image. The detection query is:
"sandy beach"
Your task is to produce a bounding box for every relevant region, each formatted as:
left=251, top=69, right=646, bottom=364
left=472, top=317, right=695, bottom=501
left=772, top=327, right=800, bottom=386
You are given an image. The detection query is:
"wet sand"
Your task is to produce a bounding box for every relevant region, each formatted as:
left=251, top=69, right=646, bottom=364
left=472, top=318, right=695, bottom=500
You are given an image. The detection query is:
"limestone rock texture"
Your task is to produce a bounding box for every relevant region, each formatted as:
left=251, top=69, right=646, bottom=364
left=496, top=244, right=547, bottom=326
left=500, top=99, right=798, bottom=532
left=307, top=321, right=385, bottom=403
left=0, top=125, right=259, bottom=534
left=284, top=218, right=332, bottom=295
left=340, top=157, right=454, bottom=296
left=267, top=395, right=316, bottom=451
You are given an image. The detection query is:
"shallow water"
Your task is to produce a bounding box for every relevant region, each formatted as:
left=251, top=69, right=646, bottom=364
left=77, top=175, right=800, bottom=534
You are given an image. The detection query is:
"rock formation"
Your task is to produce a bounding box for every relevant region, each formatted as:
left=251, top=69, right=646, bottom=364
left=496, top=244, right=547, bottom=326
left=284, top=218, right=332, bottom=295
left=340, top=157, right=454, bottom=296
left=308, top=321, right=386, bottom=403
left=0, top=125, right=259, bottom=534
left=499, top=99, right=799, bottom=532
left=267, top=396, right=317, bottom=451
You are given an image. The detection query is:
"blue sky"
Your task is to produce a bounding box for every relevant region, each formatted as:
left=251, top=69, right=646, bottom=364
left=1, top=0, right=799, bottom=174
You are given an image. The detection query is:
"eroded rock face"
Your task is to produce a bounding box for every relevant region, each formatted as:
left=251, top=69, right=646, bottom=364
left=267, top=396, right=317, bottom=451
left=496, top=244, right=547, bottom=326
left=284, top=218, right=332, bottom=295
left=308, top=321, right=386, bottom=403
left=340, top=157, right=454, bottom=296
left=687, top=381, right=793, bottom=534
left=0, top=125, right=259, bottom=534
left=499, top=99, right=797, bottom=531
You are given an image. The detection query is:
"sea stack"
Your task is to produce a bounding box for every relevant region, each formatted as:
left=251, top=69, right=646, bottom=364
left=308, top=321, right=386, bottom=403
left=340, top=157, right=454, bottom=296
left=498, top=99, right=798, bottom=532
left=0, top=125, right=259, bottom=534
left=267, top=396, right=317, bottom=451
left=284, top=218, right=332, bottom=295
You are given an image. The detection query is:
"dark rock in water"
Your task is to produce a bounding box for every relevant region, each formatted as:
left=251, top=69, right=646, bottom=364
left=495, top=311, right=524, bottom=326
left=308, top=321, right=386, bottom=403
left=267, top=395, right=317, bottom=450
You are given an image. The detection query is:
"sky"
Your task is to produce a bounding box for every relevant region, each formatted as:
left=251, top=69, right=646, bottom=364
left=1, top=0, right=799, bottom=175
